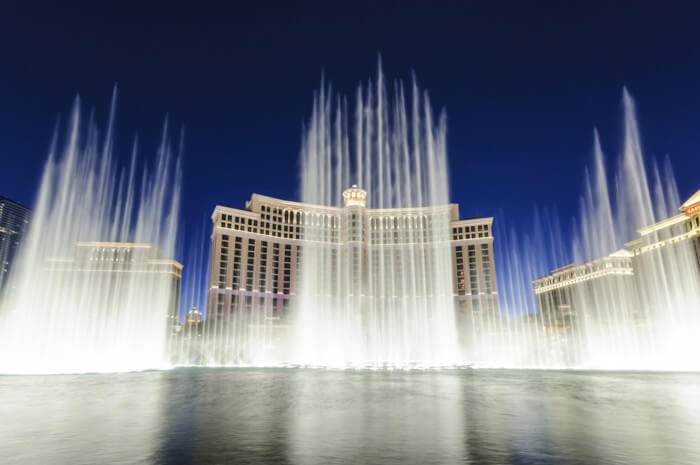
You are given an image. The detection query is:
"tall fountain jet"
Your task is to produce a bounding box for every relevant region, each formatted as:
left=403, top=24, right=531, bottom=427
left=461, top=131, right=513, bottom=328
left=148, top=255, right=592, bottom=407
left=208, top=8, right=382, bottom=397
left=292, top=65, right=460, bottom=367
left=495, top=89, right=700, bottom=370
left=0, top=92, right=182, bottom=374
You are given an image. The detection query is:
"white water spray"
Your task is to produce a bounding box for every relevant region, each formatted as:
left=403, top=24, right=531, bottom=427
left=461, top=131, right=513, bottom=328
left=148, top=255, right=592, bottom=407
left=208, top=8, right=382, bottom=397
left=291, top=66, right=460, bottom=367
left=0, top=92, right=181, bottom=374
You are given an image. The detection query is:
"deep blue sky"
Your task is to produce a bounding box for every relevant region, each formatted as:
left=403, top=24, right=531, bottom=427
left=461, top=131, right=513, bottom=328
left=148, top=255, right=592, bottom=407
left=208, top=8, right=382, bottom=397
left=1, top=2, right=699, bottom=315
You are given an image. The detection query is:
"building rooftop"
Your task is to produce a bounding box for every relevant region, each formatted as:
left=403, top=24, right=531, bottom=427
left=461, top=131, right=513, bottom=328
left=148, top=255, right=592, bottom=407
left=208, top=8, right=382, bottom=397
left=681, top=188, right=700, bottom=213
left=0, top=196, right=30, bottom=210
left=215, top=190, right=492, bottom=224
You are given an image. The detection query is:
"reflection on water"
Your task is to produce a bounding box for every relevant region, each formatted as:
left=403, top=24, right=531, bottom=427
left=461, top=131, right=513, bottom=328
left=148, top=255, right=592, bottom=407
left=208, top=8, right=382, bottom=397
left=0, top=371, right=165, bottom=464
left=1, top=369, right=699, bottom=464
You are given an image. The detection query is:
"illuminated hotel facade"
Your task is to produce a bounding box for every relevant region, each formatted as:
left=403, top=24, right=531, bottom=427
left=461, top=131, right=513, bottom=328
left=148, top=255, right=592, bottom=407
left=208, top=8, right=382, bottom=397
left=534, top=188, right=700, bottom=328
left=625, top=188, right=700, bottom=317
left=533, top=249, right=635, bottom=332
left=206, top=186, right=498, bottom=329
left=626, top=189, right=700, bottom=268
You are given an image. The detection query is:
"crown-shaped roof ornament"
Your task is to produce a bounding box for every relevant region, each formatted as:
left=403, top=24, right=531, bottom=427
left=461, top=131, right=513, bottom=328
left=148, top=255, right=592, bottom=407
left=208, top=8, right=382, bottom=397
left=342, top=185, right=367, bottom=207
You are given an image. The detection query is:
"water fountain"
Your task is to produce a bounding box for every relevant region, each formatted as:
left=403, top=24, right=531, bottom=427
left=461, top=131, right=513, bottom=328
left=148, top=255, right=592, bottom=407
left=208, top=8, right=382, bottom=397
left=291, top=67, right=459, bottom=367
left=5, top=70, right=696, bottom=374
left=0, top=92, right=182, bottom=374
left=188, top=66, right=461, bottom=368
left=182, top=69, right=699, bottom=370
left=491, top=89, right=700, bottom=370
left=2, top=67, right=699, bottom=465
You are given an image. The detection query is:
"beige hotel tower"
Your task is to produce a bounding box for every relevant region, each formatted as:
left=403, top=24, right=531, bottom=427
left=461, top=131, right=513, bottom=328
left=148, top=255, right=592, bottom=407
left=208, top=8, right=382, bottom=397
left=207, top=186, right=498, bottom=331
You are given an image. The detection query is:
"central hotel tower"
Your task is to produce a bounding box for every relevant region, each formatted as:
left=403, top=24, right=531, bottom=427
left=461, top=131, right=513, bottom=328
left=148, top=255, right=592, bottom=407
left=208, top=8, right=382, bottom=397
left=207, top=186, right=498, bottom=333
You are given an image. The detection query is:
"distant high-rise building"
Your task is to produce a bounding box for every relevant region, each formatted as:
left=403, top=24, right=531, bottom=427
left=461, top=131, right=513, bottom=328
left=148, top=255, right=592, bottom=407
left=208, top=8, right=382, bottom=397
left=0, top=196, right=31, bottom=294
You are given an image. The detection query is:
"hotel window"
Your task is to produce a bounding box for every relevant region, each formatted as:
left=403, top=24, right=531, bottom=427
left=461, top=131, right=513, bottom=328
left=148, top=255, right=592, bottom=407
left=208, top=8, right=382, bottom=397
left=232, top=267, right=240, bottom=289
left=216, top=294, right=224, bottom=315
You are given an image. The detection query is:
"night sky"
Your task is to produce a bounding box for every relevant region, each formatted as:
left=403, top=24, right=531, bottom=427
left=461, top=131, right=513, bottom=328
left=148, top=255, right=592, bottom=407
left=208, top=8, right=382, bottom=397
left=1, top=2, right=699, bottom=316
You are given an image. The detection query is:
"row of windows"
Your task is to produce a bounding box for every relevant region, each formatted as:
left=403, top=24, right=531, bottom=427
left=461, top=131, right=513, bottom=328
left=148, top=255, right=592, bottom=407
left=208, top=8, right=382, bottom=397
left=452, top=224, right=491, bottom=240
left=219, top=223, right=485, bottom=245
left=536, top=258, right=633, bottom=287
left=217, top=235, right=297, bottom=295
left=219, top=212, right=496, bottom=249
left=216, top=232, right=495, bottom=297
left=218, top=209, right=479, bottom=241
left=213, top=294, right=292, bottom=319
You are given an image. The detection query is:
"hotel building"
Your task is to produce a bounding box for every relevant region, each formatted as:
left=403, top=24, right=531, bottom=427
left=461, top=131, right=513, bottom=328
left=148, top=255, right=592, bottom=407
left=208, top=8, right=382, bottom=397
left=48, top=241, right=183, bottom=326
left=625, top=188, right=700, bottom=317
left=534, top=188, right=700, bottom=329
left=625, top=189, right=700, bottom=268
left=533, top=249, right=636, bottom=332
left=206, top=186, right=498, bottom=330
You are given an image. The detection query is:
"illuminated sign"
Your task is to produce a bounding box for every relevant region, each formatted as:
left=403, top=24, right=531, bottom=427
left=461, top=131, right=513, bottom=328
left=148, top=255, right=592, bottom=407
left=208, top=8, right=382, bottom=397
left=685, top=202, right=700, bottom=215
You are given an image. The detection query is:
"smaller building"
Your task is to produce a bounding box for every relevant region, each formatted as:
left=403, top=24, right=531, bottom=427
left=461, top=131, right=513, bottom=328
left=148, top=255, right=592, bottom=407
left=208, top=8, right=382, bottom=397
left=625, top=188, right=700, bottom=317
left=626, top=189, right=700, bottom=265
left=534, top=188, right=700, bottom=332
left=533, top=249, right=635, bottom=332
left=47, top=241, right=183, bottom=326
left=0, top=196, right=31, bottom=295
left=186, top=306, right=203, bottom=324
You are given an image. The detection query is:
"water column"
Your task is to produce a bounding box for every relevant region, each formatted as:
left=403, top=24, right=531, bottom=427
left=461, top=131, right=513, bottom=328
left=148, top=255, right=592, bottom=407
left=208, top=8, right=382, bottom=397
left=343, top=186, right=368, bottom=362
left=0, top=95, right=181, bottom=374
left=294, top=66, right=460, bottom=368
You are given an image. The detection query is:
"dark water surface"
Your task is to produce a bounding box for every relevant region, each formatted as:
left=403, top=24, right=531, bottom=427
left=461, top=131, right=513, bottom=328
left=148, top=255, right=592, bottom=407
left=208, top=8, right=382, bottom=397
left=1, top=369, right=699, bottom=464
